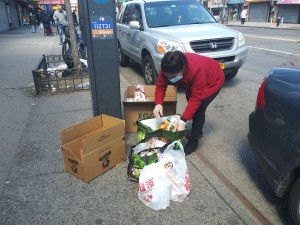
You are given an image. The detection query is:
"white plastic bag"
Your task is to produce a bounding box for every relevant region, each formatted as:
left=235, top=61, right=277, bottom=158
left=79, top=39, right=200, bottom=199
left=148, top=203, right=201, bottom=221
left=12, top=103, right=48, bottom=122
left=160, top=141, right=191, bottom=202
left=138, top=162, right=171, bottom=210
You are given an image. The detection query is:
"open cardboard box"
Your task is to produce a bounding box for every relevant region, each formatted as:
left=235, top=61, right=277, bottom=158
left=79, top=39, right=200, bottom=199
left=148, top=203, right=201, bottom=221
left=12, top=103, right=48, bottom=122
left=60, top=114, right=126, bottom=182
left=123, top=85, right=177, bottom=133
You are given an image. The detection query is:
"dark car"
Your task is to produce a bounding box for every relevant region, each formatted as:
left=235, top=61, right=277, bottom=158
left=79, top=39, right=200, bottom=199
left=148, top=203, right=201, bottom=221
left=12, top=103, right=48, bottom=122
left=248, top=59, right=300, bottom=225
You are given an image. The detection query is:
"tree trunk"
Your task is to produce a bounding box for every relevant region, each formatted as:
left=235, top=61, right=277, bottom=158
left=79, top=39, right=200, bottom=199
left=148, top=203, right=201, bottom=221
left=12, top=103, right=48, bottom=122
left=64, top=0, right=82, bottom=71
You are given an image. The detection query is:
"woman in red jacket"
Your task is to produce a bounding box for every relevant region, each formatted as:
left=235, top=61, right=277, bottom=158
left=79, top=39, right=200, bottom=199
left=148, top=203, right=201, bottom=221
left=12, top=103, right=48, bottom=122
left=153, top=51, right=225, bottom=155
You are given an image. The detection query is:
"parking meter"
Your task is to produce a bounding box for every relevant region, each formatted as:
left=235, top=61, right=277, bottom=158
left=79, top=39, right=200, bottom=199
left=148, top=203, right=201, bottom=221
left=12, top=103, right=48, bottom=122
left=78, top=0, right=122, bottom=118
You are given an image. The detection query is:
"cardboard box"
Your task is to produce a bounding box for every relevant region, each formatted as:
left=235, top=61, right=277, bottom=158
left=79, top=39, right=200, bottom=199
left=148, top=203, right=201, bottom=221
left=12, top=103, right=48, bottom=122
left=123, top=85, right=177, bottom=133
left=60, top=114, right=126, bottom=182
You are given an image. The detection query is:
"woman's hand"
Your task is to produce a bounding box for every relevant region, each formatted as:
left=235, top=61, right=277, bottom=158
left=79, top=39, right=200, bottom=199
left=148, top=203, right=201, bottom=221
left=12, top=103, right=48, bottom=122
left=153, top=104, right=163, bottom=118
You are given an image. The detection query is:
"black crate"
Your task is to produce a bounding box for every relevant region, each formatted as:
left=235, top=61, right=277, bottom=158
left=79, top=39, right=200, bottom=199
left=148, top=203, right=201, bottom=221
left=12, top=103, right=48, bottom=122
left=32, top=55, right=90, bottom=94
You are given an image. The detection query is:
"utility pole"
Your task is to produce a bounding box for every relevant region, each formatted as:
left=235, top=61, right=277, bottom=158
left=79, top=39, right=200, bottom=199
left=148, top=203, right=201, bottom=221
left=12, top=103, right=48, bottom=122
left=221, top=0, right=228, bottom=24
left=64, top=0, right=82, bottom=71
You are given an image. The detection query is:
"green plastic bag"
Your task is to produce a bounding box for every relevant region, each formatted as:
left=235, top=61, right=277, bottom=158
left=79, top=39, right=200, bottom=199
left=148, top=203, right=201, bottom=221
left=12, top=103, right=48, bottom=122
left=127, top=139, right=181, bottom=182
left=136, top=115, right=186, bottom=142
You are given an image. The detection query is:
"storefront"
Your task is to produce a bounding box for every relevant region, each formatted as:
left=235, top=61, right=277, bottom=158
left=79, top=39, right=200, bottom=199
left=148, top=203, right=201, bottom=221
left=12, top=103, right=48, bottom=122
left=15, top=0, right=32, bottom=26
left=247, top=0, right=270, bottom=22
left=227, top=0, right=245, bottom=21
left=0, top=1, right=8, bottom=31
left=277, top=0, right=300, bottom=23
left=209, top=0, right=226, bottom=16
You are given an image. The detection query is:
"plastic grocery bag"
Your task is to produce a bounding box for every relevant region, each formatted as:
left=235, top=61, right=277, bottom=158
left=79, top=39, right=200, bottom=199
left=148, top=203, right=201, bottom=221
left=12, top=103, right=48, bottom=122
left=137, top=141, right=190, bottom=210
left=159, top=141, right=191, bottom=202
left=138, top=162, right=172, bottom=210
left=136, top=115, right=186, bottom=142
left=127, top=137, right=169, bottom=182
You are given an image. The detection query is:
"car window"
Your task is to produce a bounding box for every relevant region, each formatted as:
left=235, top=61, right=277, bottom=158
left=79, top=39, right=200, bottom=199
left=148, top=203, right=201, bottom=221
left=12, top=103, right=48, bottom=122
left=120, top=4, right=143, bottom=26
left=145, top=1, right=215, bottom=28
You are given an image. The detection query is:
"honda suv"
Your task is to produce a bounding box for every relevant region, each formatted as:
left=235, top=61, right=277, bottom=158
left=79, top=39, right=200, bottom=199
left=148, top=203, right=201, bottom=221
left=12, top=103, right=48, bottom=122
left=117, top=0, right=247, bottom=84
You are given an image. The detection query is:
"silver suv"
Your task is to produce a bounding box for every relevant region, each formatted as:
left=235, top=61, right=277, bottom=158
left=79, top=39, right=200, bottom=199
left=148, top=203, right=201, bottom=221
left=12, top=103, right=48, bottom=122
left=117, top=0, right=247, bottom=84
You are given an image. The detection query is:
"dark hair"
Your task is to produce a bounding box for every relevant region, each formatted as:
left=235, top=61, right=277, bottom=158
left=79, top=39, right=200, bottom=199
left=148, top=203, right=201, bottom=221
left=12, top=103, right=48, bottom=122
left=161, top=51, right=187, bottom=74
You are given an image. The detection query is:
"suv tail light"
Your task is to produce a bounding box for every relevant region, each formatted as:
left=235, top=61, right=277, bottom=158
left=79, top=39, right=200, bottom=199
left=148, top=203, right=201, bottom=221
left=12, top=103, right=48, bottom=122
left=256, top=79, right=265, bottom=110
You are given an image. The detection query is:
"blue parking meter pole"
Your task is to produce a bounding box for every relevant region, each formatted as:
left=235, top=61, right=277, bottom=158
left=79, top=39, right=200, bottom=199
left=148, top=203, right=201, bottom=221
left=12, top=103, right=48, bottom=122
left=78, top=0, right=122, bottom=118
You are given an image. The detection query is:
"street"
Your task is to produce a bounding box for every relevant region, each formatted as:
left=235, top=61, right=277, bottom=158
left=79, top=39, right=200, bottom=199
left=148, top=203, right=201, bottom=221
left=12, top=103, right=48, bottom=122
left=121, top=27, right=300, bottom=225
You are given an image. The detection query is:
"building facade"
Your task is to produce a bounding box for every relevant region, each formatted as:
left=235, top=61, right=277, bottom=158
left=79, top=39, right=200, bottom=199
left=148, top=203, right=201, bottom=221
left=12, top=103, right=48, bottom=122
left=276, top=0, right=300, bottom=23
left=0, top=0, right=75, bottom=32
left=0, top=0, right=22, bottom=32
left=207, top=0, right=300, bottom=24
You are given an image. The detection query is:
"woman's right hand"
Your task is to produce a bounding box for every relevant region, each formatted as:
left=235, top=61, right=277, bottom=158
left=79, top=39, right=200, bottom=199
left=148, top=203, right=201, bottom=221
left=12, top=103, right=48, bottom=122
left=153, top=104, right=163, bottom=118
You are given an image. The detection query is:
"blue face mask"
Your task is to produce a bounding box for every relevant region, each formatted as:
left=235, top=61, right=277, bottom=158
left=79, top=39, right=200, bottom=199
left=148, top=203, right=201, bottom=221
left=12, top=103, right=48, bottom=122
left=168, top=72, right=183, bottom=83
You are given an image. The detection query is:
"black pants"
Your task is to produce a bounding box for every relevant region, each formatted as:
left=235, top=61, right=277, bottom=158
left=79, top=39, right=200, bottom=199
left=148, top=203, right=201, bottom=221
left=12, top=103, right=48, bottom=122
left=190, top=88, right=221, bottom=141
left=241, top=18, right=245, bottom=24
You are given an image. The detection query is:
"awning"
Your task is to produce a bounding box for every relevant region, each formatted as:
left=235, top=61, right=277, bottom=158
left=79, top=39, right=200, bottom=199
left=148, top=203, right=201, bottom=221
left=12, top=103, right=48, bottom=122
left=227, top=0, right=245, bottom=4
left=277, top=0, right=300, bottom=3
left=27, top=0, right=65, bottom=4
left=245, top=0, right=269, bottom=2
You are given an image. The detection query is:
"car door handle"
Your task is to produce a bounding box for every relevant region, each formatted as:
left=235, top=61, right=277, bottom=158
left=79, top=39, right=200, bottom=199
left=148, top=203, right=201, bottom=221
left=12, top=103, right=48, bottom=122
left=119, top=29, right=130, bottom=36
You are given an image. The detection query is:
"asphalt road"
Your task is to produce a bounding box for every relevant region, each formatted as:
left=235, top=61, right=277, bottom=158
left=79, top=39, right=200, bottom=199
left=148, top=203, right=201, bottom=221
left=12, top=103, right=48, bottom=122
left=120, top=27, right=300, bottom=225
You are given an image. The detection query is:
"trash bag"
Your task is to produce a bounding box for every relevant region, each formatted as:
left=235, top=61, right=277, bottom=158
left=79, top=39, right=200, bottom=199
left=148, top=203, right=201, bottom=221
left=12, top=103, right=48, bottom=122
left=136, top=115, right=186, bottom=142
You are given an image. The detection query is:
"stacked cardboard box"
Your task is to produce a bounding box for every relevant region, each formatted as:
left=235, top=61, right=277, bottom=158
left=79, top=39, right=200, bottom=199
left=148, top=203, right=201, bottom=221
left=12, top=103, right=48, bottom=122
left=123, top=85, right=177, bottom=133
left=61, top=114, right=126, bottom=182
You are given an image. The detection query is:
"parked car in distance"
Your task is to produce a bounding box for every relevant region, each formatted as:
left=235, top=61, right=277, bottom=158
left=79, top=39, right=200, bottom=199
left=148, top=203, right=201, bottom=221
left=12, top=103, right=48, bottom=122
left=117, top=0, right=247, bottom=85
left=248, top=59, right=300, bottom=225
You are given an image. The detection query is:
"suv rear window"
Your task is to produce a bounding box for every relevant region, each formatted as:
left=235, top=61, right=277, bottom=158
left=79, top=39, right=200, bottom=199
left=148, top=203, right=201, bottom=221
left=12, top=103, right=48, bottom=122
left=144, top=1, right=216, bottom=28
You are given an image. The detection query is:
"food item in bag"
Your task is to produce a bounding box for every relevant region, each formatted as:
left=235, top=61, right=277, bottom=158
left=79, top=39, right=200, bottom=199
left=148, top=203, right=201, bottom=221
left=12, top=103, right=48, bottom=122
left=157, top=116, right=179, bottom=132
left=133, top=84, right=146, bottom=102
left=130, top=149, right=159, bottom=180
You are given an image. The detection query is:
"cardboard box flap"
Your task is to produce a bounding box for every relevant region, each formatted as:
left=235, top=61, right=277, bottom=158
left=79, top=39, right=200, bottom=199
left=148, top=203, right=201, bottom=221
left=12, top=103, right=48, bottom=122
left=61, top=116, right=104, bottom=145
left=81, top=122, right=124, bottom=155
left=60, top=114, right=124, bottom=146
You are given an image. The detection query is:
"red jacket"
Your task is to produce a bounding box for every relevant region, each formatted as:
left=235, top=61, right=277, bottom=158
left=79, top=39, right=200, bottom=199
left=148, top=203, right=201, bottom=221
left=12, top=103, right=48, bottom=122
left=155, top=53, right=225, bottom=120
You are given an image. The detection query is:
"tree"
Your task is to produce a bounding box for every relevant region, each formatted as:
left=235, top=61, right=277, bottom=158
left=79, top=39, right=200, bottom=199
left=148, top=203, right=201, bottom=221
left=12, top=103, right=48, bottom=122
left=64, top=0, right=82, bottom=71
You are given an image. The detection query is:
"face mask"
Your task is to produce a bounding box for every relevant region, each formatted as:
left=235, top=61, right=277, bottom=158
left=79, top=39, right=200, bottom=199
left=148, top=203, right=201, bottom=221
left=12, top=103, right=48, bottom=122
left=168, top=73, right=183, bottom=83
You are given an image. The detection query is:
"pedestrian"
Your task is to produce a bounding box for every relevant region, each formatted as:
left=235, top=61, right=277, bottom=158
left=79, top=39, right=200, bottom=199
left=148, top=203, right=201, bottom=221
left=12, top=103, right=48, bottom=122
left=153, top=51, right=225, bottom=155
left=50, top=11, right=55, bottom=25
left=72, top=9, right=78, bottom=27
left=240, top=8, right=247, bottom=24
left=29, top=12, right=38, bottom=33
left=37, top=10, right=43, bottom=30
left=41, top=11, right=52, bottom=36
left=53, top=6, right=67, bottom=45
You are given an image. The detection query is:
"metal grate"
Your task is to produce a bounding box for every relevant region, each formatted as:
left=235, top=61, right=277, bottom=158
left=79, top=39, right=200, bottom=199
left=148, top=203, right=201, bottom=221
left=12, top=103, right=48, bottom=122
left=32, top=55, right=89, bottom=94
left=190, top=38, right=234, bottom=53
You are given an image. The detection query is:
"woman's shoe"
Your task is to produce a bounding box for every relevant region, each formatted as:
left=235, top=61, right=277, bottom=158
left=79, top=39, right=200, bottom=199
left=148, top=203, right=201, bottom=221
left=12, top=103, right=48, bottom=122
left=184, top=140, right=198, bottom=155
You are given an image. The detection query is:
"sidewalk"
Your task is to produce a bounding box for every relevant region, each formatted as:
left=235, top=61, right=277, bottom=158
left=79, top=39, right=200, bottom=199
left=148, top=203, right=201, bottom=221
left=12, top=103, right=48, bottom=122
left=227, top=20, right=300, bottom=30
left=0, top=26, right=270, bottom=225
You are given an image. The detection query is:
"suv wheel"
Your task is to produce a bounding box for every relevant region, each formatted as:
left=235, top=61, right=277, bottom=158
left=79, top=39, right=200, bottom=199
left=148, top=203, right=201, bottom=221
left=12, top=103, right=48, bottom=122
left=118, top=44, right=129, bottom=67
left=142, top=55, right=157, bottom=85
left=289, top=177, right=300, bottom=225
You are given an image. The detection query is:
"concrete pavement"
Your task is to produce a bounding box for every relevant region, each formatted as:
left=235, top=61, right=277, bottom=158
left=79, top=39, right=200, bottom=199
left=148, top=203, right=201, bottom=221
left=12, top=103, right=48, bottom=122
left=227, top=20, right=300, bottom=30
left=0, top=21, right=296, bottom=225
